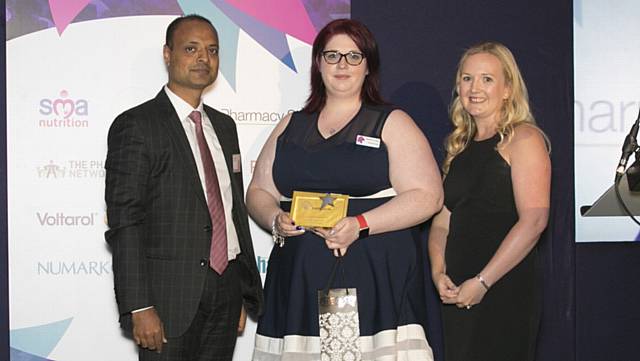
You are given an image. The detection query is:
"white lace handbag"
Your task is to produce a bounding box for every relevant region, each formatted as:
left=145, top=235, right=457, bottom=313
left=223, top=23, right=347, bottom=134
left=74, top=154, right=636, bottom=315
left=318, top=255, right=361, bottom=361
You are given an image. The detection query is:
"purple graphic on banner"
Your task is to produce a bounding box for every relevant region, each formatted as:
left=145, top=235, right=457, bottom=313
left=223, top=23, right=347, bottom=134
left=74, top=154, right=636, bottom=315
left=10, top=347, right=55, bottom=361
left=6, top=0, right=350, bottom=89
left=48, top=0, right=91, bottom=34
left=223, top=0, right=317, bottom=44
left=6, top=0, right=349, bottom=40
left=302, top=0, right=350, bottom=31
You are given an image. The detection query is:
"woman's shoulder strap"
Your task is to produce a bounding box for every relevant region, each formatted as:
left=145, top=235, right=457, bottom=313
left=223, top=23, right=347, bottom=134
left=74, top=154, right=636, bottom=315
left=359, top=104, right=398, bottom=137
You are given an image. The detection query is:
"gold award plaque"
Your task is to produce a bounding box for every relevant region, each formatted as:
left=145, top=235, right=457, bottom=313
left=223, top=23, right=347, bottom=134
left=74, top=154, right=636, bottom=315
left=290, top=191, right=349, bottom=228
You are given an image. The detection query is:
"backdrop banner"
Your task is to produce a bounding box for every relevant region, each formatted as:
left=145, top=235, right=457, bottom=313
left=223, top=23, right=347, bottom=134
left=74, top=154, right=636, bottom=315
left=574, top=0, right=640, bottom=242
left=5, top=1, right=349, bottom=360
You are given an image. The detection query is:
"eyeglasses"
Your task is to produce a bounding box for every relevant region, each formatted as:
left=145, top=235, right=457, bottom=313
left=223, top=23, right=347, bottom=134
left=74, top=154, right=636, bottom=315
left=321, top=50, right=365, bottom=65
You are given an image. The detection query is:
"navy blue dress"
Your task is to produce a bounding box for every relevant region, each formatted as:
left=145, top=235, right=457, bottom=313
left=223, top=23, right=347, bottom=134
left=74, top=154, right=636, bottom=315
left=253, top=104, right=435, bottom=360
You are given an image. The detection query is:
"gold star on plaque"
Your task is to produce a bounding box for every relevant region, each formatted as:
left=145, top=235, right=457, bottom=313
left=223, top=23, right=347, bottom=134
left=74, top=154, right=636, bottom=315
left=320, top=193, right=336, bottom=209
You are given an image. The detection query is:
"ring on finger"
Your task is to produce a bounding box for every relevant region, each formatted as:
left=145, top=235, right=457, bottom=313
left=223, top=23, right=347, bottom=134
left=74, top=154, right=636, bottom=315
left=465, top=305, right=472, bottom=309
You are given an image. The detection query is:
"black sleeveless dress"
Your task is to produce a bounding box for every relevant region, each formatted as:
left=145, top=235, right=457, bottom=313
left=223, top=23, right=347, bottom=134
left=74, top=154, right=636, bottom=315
left=253, top=104, right=435, bottom=360
left=442, top=135, right=540, bottom=361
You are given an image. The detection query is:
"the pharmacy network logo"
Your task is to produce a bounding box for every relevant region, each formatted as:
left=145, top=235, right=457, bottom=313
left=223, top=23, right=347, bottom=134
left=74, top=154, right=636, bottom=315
left=10, top=318, right=72, bottom=360
left=6, top=0, right=350, bottom=90
left=38, top=90, right=89, bottom=128
left=37, top=160, right=105, bottom=179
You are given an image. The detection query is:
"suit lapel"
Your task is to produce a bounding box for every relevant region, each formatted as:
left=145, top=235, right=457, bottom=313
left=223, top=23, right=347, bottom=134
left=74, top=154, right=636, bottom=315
left=153, top=90, right=208, bottom=207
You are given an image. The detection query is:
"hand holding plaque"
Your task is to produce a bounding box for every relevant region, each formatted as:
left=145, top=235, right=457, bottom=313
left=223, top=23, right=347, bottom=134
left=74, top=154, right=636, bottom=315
left=290, top=191, right=349, bottom=228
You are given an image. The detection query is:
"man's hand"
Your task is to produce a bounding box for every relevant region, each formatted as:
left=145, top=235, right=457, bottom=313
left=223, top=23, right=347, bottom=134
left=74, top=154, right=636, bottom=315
left=237, top=306, right=247, bottom=335
left=132, top=308, right=167, bottom=353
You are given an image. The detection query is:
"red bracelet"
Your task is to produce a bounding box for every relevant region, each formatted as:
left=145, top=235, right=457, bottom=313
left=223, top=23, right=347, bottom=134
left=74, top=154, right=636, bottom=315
left=356, top=214, right=368, bottom=229
left=356, top=214, right=369, bottom=239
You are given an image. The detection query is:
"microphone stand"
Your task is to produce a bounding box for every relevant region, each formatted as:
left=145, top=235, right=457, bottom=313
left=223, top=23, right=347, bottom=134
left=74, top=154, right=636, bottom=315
left=615, top=109, right=640, bottom=183
left=614, top=107, right=640, bottom=226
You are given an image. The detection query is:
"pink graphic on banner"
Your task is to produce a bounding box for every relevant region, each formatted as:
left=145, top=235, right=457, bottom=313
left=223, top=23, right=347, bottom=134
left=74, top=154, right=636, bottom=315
left=209, top=0, right=297, bottom=71
left=48, top=0, right=91, bottom=34
left=7, top=0, right=350, bottom=88
left=224, top=0, right=316, bottom=44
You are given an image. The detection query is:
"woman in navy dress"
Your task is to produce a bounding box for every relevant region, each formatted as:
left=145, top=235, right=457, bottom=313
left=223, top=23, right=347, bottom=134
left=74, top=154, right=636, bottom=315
left=247, top=19, right=443, bottom=360
left=428, top=42, right=551, bottom=361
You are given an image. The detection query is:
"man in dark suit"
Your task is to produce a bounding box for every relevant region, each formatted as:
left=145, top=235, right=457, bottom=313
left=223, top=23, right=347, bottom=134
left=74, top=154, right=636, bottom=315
left=105, top=14, right=263, bottom=360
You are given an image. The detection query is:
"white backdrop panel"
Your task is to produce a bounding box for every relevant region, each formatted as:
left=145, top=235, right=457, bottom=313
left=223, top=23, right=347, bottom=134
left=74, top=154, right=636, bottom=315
left=8, top=15, right=310, bottom=360
left=574, top=0, right=640, bottom=242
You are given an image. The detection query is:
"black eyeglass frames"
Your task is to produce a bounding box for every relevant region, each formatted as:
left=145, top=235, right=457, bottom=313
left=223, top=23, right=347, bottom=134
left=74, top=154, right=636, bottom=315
left=321, top=50, right=365, bottom=65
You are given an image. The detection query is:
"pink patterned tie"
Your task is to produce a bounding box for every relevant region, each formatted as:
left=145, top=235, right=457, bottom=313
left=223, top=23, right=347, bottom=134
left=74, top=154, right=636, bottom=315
left=189, top=110, right=228, bottom=274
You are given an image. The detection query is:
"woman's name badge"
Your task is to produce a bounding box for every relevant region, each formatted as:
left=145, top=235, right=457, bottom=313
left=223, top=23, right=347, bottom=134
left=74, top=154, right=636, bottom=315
left=355, top=135, right=381, bottom=148
left=290, top=191, right=349, bottom=228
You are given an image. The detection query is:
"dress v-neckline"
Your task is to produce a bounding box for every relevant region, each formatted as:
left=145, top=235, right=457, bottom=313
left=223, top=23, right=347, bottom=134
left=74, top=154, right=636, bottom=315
left=315, top=105, right=363, bottom=141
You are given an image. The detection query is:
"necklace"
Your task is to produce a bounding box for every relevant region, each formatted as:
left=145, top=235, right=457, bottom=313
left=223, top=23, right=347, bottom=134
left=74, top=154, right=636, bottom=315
left=319, top=105, right=361, bottom=137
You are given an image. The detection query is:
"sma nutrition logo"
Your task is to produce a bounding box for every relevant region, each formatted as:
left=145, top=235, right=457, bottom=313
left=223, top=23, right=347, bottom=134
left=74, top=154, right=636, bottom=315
left=38, top=89, right=89, bottom=128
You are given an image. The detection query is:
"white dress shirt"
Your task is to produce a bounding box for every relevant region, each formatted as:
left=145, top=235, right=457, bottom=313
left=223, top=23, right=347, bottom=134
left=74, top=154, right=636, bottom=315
left=164, top=85, right=241, bottom=261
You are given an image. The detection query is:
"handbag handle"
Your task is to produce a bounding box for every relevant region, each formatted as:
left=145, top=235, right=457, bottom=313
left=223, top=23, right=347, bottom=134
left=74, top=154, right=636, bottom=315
left=321, top=250, right=350, bottom=295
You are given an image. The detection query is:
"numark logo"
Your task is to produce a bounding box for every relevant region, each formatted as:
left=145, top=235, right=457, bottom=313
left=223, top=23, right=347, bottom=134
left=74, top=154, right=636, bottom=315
left=37, top=260, right=111, bottom=276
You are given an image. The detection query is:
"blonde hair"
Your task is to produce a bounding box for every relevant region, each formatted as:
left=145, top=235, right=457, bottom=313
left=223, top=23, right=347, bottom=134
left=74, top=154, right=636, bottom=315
left=443, top=41, right=544, bottom=174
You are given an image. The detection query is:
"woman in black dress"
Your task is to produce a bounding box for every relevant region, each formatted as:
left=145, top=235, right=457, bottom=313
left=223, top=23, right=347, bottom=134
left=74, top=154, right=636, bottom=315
left=428, top=42, right=551, bottom=361
left=247, top=19, right=443, bottom=360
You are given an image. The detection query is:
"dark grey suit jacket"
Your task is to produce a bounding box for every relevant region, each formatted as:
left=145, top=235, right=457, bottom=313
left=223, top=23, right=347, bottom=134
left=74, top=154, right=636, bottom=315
left=105, top=89, right=263, bottom=337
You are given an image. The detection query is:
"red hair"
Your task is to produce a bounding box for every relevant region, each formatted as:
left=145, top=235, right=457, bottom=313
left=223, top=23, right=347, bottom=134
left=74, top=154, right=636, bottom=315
left=302, top=19, right=385, bottom=113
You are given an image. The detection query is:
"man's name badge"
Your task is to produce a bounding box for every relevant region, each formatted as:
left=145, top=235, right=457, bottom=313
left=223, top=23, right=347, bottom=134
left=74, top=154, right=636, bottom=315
left=355, top=134, right=381, bottom=148
left=290, top=191, right=349, bottom=228
left=232, top=154, right=241, bottom=173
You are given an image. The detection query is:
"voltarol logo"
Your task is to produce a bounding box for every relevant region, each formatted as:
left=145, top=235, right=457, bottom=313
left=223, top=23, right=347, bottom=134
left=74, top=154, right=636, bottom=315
left=37, top=160, right=105, bottom=179
left=37, top=212, right=97, bottom=226
left=38, top=90, right=89, bottom=128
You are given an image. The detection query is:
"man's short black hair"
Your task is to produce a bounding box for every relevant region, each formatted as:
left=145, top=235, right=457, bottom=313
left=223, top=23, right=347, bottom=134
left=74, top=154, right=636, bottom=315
left=165, top=14, right=217, bottom=49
